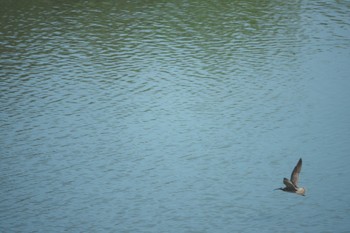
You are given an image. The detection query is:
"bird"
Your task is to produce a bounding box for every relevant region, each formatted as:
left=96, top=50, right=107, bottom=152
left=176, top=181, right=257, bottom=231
left=275, top=158, right=306, bottom=196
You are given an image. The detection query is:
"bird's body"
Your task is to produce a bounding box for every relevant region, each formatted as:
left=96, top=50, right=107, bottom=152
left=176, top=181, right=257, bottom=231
left=276, top=158, right=306, bottom=196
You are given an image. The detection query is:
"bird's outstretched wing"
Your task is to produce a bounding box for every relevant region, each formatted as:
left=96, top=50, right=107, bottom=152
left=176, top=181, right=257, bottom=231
left=290, top=158, right=302, bottom=187
left=283, top=178, right=297, bottom=191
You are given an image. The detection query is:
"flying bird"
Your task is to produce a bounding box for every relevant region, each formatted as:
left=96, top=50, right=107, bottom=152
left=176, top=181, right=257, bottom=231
left=275, top=158, right=306, bottom=196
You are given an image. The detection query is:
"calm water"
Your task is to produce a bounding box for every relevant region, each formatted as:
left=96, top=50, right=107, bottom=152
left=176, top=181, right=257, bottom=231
left=1, top=0, right=350, bottom=232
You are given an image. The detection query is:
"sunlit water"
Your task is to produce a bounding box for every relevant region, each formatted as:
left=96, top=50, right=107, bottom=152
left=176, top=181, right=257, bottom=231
left=1, top=1, right=350, bottom=232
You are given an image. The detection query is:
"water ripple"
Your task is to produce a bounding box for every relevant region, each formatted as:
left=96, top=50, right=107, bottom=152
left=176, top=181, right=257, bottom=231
left=1, top=0, right=350, bottom=232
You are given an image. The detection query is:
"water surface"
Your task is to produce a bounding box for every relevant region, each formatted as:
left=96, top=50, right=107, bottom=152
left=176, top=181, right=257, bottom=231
left=1, top=0, right=350, bottom=232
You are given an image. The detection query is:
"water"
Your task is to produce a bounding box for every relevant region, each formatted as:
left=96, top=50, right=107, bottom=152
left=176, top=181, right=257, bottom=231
left=1, top=0, right=350, bottom=232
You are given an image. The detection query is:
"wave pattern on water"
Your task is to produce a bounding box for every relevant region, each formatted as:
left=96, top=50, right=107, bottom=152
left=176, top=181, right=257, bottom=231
left=1, top=0, right=350, bottom=232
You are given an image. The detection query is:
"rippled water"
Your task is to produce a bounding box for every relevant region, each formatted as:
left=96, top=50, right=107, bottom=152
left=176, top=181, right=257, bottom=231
left=1, top=1, right=350, bottom=232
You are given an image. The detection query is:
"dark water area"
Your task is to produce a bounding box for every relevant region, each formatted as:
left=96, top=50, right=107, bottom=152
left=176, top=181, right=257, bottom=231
left=1, top=1, right=350, bottom=232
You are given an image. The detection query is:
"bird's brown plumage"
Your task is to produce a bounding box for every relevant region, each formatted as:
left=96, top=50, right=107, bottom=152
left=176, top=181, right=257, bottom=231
left=290, top=158, right=302, bottom=187
left=276, top=158, right=306, bottom=196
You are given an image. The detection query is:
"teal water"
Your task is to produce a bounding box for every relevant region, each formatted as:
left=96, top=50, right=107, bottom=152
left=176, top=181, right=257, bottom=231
left=1, top=1, right=350, bottom=232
